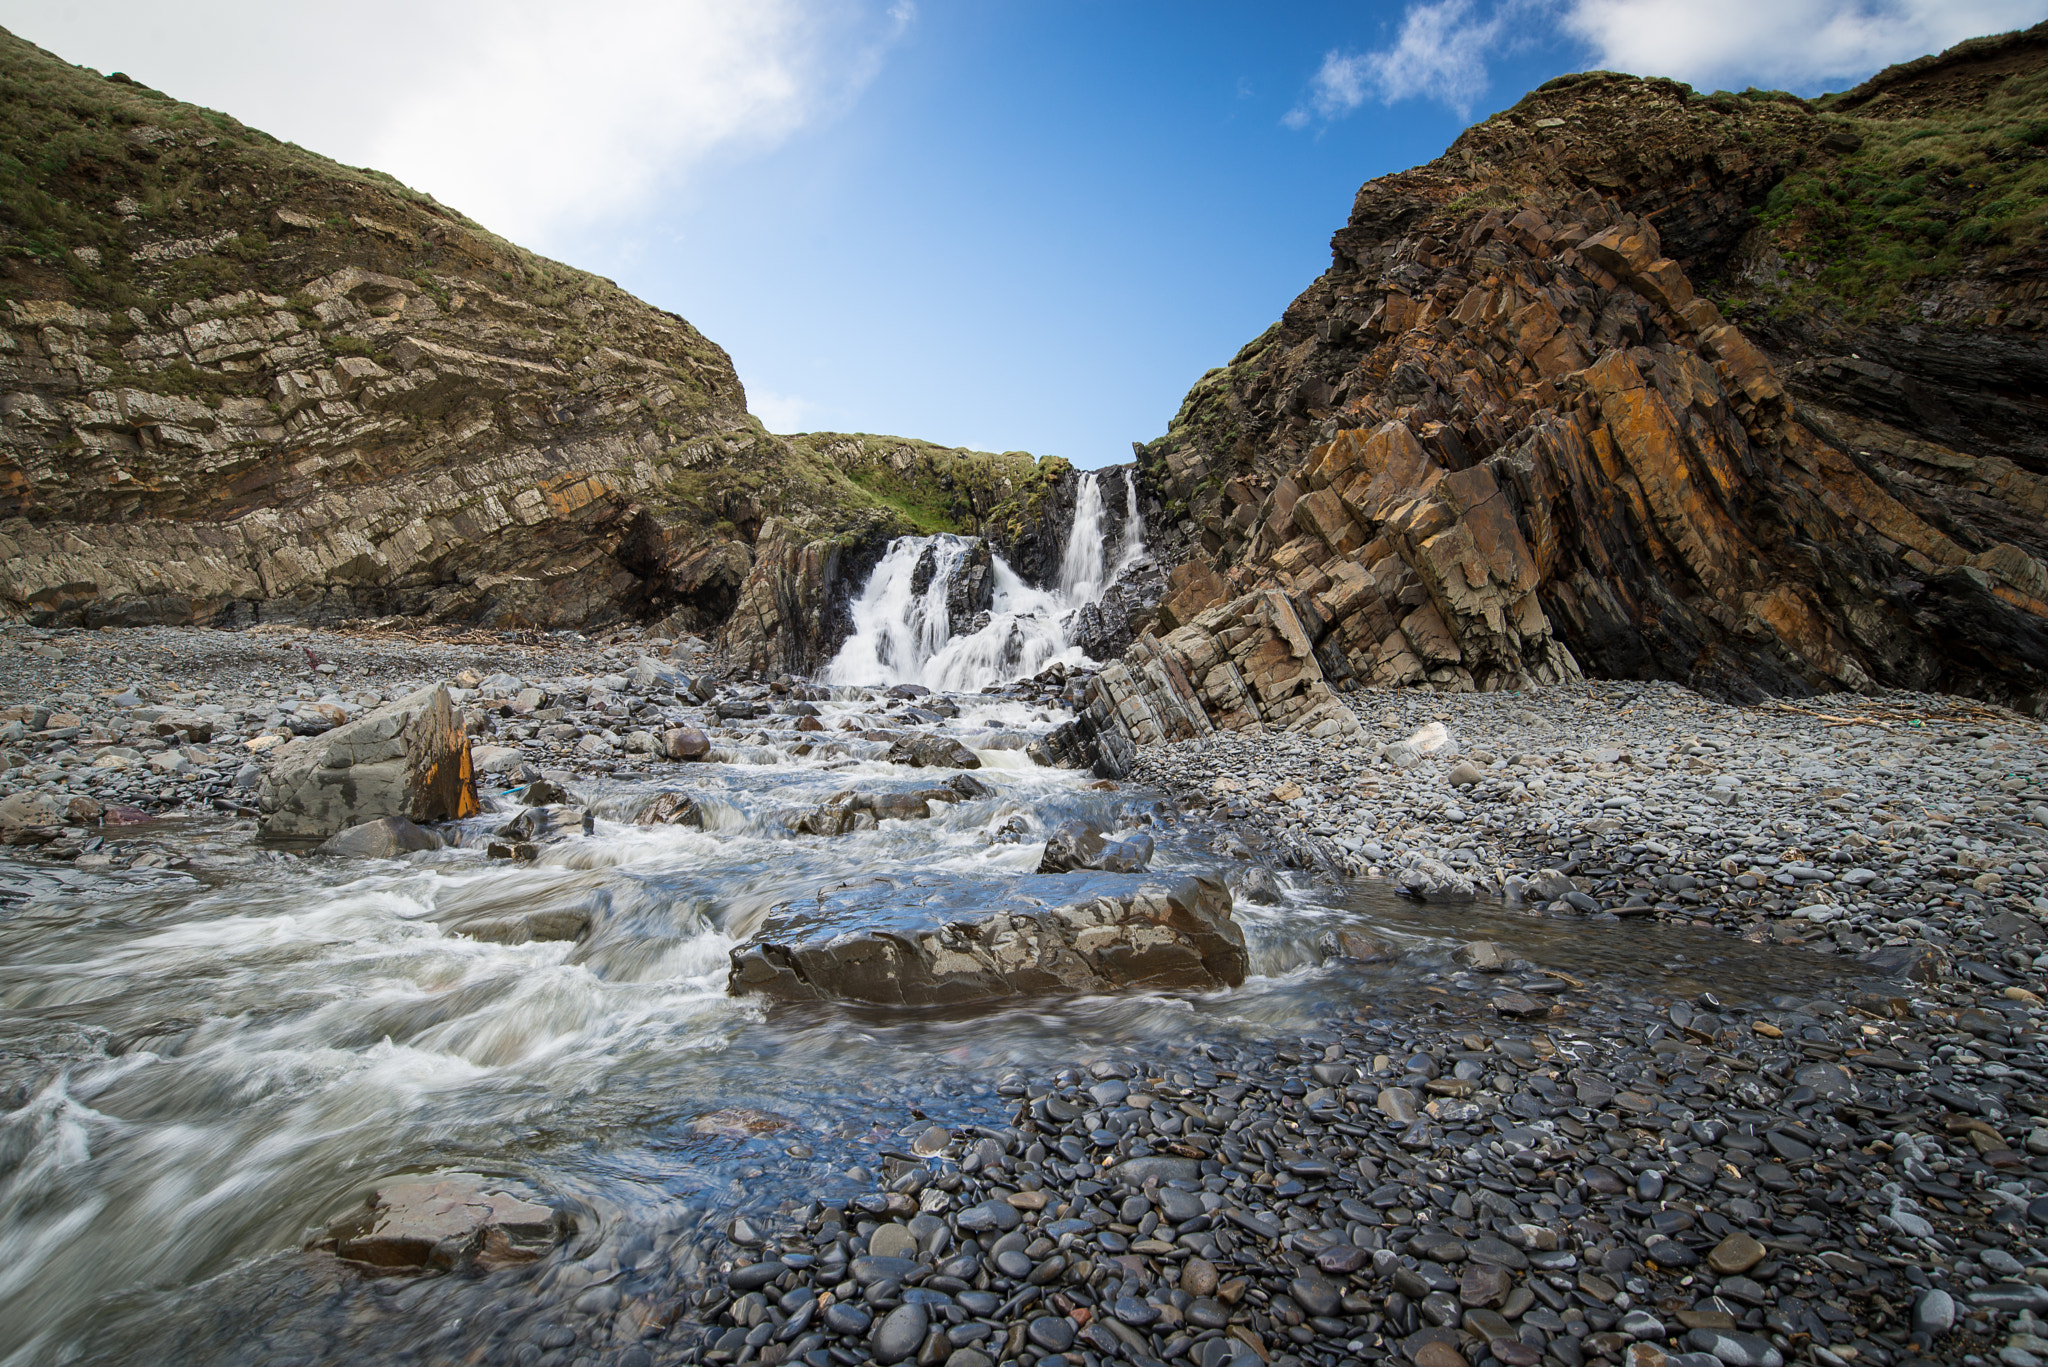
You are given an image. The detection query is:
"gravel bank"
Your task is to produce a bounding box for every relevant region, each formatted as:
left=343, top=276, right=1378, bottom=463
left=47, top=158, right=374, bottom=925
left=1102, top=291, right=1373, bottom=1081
left=1133, top=679, right=2047, bottom=987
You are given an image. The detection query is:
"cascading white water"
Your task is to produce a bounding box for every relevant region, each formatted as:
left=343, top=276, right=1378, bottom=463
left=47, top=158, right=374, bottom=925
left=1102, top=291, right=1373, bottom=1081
left=1112, top=467, right=1149, bottom=577
left=826, top=536, right=974, bottom=685
left=826, top=467, right=1149, bottom=692
left=1056, top=473, right=1109, bottom=606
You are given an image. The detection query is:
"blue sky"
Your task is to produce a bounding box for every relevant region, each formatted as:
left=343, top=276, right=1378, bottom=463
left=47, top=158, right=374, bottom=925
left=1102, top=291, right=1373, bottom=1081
left=7, top=0, right=2042, bottom=465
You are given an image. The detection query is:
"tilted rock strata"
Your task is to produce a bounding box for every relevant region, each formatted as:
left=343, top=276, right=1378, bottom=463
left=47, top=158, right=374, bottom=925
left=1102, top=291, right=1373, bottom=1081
left=1126, top=51, right=2048, bottom=736
left=0, top=30, right=1062, bottom=655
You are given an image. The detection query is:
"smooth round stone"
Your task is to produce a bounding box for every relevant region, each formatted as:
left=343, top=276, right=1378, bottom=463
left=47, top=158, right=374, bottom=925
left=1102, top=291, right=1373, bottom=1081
left=945, top=1352, right=994, bottom=1367
left=1187, top=1297, right=1230, bottom=1329
left=824, top=1302, right=873, bottom=1335
left=1492, top=1337, right=1542, bottom=1367
left=1583, top=1167, right=1626, bottom=1195
left=870, top=1224, right=919, bottom=1259
left=852, top=1256, right=919, bottom=1285
left=1027, top=1315, right=1076, bottom=1352
left=1316, top=1243, right=1369, bottom=1274
left=1645, top=1236, right=1698, bottom=1268
left=912, top=1125, right=952, bottom=1157
left=1686, top=1328, right=1784, bottom=1367
left=1289, top=1273, right=1341, bottom=1318
left=1181, top=1258, right=1220, bottom=1296
left=994, top=1248, right=1033, bottom=1279
left=1619, top=1310, right=1667, bottom=1339
left=874, top=1303, right=929, bottom=1364
left=956, top=1290, right=1000, bottom=1317
left=1113, top=1296, right=1160, bottom=1327
left=1707, top=1232, right=1766, bottom=1274
left=1458, top=1263, right=1512, bottom=1308
left=730, top=1260, right=786, bottom=1291
left=1413, top=1342, right=1468, bottom=1367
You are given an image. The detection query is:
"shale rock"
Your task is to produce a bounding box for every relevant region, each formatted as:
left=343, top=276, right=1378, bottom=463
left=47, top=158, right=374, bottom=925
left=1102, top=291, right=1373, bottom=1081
left=255, top=685, right=478, bottom=838
left=1107, top=48, right=2048, bottom=746
left=727, top=872, right=1247, bottom=1006
left=1037, top=820, right=1154, bottom=874
left=885, top=735, right=982, bottom=769
left=321, top=1174, right=564, bottom=1274
left=316, top=816, right=444, bottom=858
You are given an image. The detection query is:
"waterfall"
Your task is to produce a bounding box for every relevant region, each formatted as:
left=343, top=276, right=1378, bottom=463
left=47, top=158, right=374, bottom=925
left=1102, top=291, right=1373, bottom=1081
left=825, top=536, right=973, bottom=685
left=826, top=466, right=1148, bottom=692
left=1111, top=468, right=1148, bottom=577
left=1056, top=472, right=1109, bottom=606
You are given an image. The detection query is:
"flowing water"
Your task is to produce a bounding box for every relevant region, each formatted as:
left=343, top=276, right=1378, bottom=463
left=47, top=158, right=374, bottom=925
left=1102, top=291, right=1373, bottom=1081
left=828, top=469, right=1147, bottom=692
left=0, top=483, right=1856, bottom=1364
left=0, top=685, right=1861, bottom=1365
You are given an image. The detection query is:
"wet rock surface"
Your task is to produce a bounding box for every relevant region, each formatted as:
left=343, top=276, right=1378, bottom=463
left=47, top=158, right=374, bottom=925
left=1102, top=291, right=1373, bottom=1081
left=728, top=872, right=1246, bottom=1007
left=319, top=1173, right=565, bottom=1274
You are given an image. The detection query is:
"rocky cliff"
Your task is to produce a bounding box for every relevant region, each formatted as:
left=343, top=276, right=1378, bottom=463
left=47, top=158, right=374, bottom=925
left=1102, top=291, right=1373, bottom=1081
left=1092, top=21, right=2048, bottom=758
left=0, top=28, right=1061, bottom=665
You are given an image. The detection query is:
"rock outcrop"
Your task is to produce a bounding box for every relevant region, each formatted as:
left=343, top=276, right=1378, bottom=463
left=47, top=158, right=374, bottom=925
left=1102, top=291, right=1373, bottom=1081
left=319, top=1174, right=565, bottom=1274
left=256, top=684, right=477, bottom=837
left=1114, top=23, right=2048, bottom=740
left=728, top=872, right=1246, bottom=1007
left=0, top=30, right=1067, bottom=661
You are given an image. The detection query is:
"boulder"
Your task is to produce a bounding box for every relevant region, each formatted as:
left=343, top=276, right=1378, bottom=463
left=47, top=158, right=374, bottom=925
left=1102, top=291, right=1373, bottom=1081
left=635, top=792, right=704, bottom=827
left=1228, top=864, right=1286, bottom=905
left=667, top=725, right=716, bottom=758
left=449, top=906, right=591, bottom=943
left=1396, top=856, right=1477, bottom=903
left=885, top=735, right=982, bottom=769
left=469, top=744, right=527, bottom=775
left=1384, top=722, right=1454, bottom=770
left=1319, top=928, right=1397, bottom=962
left=519, top=777, right=573, bottom=806
left=320, top=1173, right=565, bottom=1273
left=1038, top=820, right=1154, bottom=874
left=317, top=816, right=444, bottom=858
left=786, top=789, right=933, bottom=835
left=728, top=871, right=1247, bottom=1007
left=255, top=685, right=477, bottom=839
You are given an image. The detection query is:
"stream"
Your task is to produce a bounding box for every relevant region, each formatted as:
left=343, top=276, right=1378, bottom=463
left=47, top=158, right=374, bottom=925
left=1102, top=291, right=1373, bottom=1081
left=0, top=473, right=1859, bottom=1365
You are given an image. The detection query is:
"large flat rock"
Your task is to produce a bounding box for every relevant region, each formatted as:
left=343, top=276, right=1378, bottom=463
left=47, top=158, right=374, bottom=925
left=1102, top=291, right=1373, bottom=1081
left=728, top=871, right=1246, bottom=1007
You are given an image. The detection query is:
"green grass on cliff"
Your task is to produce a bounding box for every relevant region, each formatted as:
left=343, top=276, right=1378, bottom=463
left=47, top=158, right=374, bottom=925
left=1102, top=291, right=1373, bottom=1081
left=1744, top=64, right=2047, bottom=319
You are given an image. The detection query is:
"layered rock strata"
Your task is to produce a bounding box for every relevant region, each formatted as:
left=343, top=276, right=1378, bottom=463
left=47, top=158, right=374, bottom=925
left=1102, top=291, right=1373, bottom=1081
left=1113, top=28, right=2048, bottom=752
left=0, top=29, right=1062, bottom=660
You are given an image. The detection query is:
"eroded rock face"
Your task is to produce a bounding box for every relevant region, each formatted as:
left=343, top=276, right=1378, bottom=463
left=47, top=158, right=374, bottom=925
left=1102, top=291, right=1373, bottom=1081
left=256, top=684, right=477, bottom=838
left=1122, top=61, right=2048, bottom=722
left=727, top=872, right=1246, bottom=1007
left=320, top=1173, right=564, bottom=1274
left=0, top=36, right=1065, bottom=651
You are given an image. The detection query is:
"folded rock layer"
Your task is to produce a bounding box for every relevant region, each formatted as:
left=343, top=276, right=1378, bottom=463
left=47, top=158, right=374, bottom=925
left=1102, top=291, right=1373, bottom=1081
left=1115, top=25, right=2048, bottom=742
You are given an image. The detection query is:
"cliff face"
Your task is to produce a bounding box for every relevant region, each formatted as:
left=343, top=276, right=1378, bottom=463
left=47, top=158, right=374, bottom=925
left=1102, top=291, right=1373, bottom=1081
left=1106, top=22, right=2048, bottom=747
left=0, top=28, right=1059, bottom=659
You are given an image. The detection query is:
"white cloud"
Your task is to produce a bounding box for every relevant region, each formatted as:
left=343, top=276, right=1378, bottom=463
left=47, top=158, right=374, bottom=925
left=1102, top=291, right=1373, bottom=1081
left=1286, top=0, right=1515, bottom=124
left=749, top=389, right=818, bottom=434
left=1564, top=0, right=2045, bottom=91
left=0, top=0, right=907, bottom=248
left=1285, top=0, right=2044, bottom=124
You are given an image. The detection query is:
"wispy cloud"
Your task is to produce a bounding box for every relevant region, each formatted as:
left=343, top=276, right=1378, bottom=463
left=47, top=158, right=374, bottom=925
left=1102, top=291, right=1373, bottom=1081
left=0, top=0, right=910, bottom=249
left=749, top=389, right=819, bottom=434
left=1564, top=0, right=2044, bottom=92
left=1285, top=0, right=1514, bottom=125
left=1284, top=0, right=2044, bottom=124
